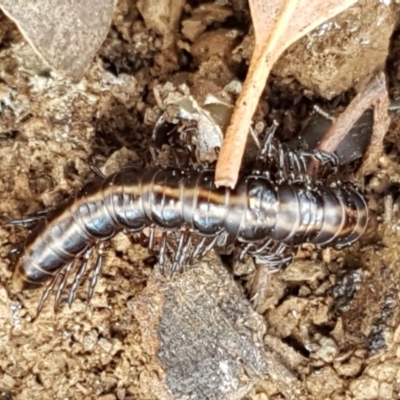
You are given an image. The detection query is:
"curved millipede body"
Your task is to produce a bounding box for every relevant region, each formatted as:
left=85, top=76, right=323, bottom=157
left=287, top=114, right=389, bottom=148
left=11, top=163, right=369, bottom=308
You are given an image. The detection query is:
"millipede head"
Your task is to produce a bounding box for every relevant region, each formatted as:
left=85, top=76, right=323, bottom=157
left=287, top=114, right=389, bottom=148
left=10, top=241, right=56, bottom=295
left=11, top=256, right=44, bottom=293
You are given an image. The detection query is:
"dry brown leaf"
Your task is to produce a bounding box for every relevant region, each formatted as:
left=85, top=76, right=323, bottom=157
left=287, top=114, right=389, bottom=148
left=215, top=0, right=358, bottom=188
left=0, top=0, right=115, bottom=81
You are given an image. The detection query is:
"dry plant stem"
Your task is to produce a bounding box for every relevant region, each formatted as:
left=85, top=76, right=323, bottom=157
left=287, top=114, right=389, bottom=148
left=361, top=75, right=391, bottom=175
left=308, top=72, right=389, bottom=175
left=215, top=0, right=297, bottom=188
left=318, top=73, right=387, bottom=154
left=215, top=0, right=358, bottom=188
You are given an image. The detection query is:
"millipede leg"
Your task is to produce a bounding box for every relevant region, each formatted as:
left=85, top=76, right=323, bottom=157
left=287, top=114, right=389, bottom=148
left=267, top=252, right=294, bottom=268
left=158, top=231, right=168, bottom=273
left=147, top=225, right=156, bottom=253
left=7, top=210, right=48, bottom=229
left=87, top=242, right=105, bottom=302
left=172, top=230, right=192, bottom=273
left=295, top=151, right=308, bottom=175
left=172, top=231, right=185, bottom=273
left=258, top=121, right=279, bottom=160
left=149, top=146, right=158, bottom=166
left=178, top=233, right=192, bottom=270
left=89, top=163, right=106, bottom=179
left=264, top=242, right=287, bottom=261
left=251, top=238, right=273, bottom=256
left=199, top=234, right=220, bottom=258
left=302, top=149, right=339, bottom=175
left=277, top=146, right=288, bottom=183
left=250, top=239, right=287, bottom=264
left=253, top=242, right=294, bottom=269
left=54, top=262, right=73, bottom=311
left=316, top=150, right=339, bottom=168
left=35, top=268, right=63, bottom=317
left=285, top=151, right=295, bottom=183
left=288, top=151, right=312, bottom=184
left=289, top=151, right=301, bottom=174
left=67, top=247, right=94, bottom=306
left=287, top=150, right=310, bottom=183
left=190, top=235, right=207, bottom=262
left=239, top=242, right=254, bottom=261
left=151, top=113, right=167, bottom=142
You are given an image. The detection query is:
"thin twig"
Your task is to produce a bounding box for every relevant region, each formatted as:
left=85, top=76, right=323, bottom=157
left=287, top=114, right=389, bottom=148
left=361, top=74, right=391, bottom=175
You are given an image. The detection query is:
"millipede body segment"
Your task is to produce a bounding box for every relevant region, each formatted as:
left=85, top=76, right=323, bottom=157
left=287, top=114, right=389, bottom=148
left=12, top=164, right=368, bottom=301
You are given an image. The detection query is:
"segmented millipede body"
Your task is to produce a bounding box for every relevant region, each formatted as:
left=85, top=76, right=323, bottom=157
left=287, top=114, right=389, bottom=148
left=11, top=166, right=367, bottom=289
left=8, top=133, right=369, bottom=312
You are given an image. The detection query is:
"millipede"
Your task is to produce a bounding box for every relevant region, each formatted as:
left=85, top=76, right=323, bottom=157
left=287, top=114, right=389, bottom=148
left=7, top=128, right=369, bottom=313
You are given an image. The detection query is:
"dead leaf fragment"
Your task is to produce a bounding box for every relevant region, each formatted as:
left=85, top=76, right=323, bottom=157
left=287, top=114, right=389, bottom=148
left=0, top=0, right=115, bottom=81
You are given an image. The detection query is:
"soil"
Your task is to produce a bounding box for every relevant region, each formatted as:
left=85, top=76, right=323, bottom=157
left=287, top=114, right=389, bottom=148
left=0, top=1, right=400, bottom=399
